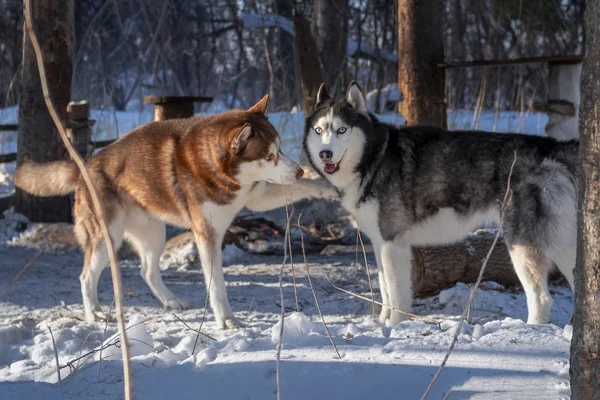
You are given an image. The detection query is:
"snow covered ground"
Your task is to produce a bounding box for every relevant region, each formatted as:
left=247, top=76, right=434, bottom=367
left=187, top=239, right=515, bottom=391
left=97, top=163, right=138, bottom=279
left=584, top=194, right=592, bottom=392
left=0, top=212, right=574, bottom=399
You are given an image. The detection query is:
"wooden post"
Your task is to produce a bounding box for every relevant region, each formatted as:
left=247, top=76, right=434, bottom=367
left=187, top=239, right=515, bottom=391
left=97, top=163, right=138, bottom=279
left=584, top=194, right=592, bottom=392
left=66, top=101, right=95, bottom=159
left=545, top=61, right=582, bottom=140
left=143, top=96, right=213, bottom=121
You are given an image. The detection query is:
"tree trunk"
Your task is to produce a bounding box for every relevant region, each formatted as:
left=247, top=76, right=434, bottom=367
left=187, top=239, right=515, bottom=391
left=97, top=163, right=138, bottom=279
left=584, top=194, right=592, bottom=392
left=570, top=1, right=600, bottom=397
left=397, top=0, right=446, bottom=127
left=311, top=0, right=349, bottom=95
left=275, top=0, right=299, bottom=111
left=15, top=0, right=73, bottom=222
left=293, top=10, right=324, bottom=116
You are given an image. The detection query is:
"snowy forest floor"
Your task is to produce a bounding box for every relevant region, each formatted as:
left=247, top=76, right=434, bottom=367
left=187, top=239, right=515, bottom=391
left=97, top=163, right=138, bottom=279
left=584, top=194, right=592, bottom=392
left=0, top=216, right=574, bottom=400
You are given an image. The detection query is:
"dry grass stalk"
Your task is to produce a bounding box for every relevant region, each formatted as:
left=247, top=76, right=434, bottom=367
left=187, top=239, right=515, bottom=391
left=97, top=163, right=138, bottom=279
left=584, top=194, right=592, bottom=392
left=97, top=299, right=114, bottom=382
left=48, top=326, right=61, bottom=386
left=356, top=230, right=376, bottom=319
left=1, top=250, right=41, bottom=296
left=420, top=151, right=517, bottom=400
left=322, top=269, right=443, bottom=325
left=23, top=1, right=132, bottom=398
left=193, top=213, right=215, bottom=355
left=297, top=214, right=341, bottom=359
left=172, top=313, right=216, bottom=342
left=275, top=184, right=292, bottom=400
left=285, top=207, right=300, bottom=312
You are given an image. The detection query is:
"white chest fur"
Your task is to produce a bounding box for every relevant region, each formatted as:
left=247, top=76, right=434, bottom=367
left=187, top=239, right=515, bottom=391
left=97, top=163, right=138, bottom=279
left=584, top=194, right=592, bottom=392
left=341, top=182, right=383, bottom=243
left=203, top=185, right=253, bottom=235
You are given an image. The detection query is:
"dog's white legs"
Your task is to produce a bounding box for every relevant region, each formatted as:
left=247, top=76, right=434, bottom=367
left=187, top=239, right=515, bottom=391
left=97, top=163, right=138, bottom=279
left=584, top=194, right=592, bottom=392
left=508, top=244, right=553, bottom=324
left=125, top=217, right=191, bottom=310
left=194, top=231, right=240, bottom=329
left=380, top=243, right=413, bottom=326
left=372, top=241, right=391, bottom=324
left=80, top=214, right=125, bottom=323
left=548, top=243, right=576, bottom=291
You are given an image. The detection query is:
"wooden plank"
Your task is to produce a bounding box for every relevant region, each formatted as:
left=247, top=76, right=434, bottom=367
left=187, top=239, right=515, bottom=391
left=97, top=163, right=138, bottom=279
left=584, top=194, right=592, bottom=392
left=0, top=138, right=120, bottom=164
left=144, top=96, right=213, bottom=104
left=0, top=153, right=16, bottom=163
left=0, top=124, right=18, bottom=131
left=92, top=139, right=117, bottom=148
left=437, top=54, right=584, bottom=69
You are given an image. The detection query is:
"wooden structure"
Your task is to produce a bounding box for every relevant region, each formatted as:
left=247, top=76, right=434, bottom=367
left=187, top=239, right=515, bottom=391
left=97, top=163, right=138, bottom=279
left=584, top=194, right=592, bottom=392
left=437, top=54, right=585, bottom=140
left=66, top=101, right=95, bottom=159
left=144, top=96, right=213, bottom=121
left=0, top=95, right=213, bottom=212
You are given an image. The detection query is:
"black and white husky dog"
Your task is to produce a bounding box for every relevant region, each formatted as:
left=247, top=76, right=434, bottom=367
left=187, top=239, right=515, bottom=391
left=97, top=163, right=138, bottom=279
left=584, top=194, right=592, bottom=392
left=303, top=81, right=578, bottom=326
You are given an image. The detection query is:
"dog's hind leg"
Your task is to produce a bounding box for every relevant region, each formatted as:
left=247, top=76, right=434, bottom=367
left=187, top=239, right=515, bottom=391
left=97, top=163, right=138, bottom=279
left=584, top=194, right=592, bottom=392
left=79, top=214, right=125, bottom=323
left=547, top=243, right=576, bottom=291
left=380, top=243, right=413, bottom=326
left=507, top=244, right=553, bottom=324
left=125, top=216, right=191, bottom=310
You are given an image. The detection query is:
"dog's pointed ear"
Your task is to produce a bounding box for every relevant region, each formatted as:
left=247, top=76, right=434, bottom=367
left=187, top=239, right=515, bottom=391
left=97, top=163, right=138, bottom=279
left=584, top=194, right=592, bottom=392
left=346, top=81, right=368, bottom=115
left=315, top=83, right=331, bottom=109
left=231, top=124, right=253, bottom=154
left=248, top=95, right=269, bottom=114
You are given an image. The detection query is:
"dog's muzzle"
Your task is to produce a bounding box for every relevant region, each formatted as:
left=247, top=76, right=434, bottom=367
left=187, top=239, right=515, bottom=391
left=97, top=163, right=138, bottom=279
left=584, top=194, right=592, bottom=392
left=319, top=150, right=342, bottom=174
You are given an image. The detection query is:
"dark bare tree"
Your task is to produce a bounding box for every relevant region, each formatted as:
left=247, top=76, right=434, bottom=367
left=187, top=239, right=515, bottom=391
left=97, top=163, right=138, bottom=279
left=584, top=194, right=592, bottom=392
left=294, top=10, right=324, bottom=115
left=15, top=0, right=73, bottom=222
left=311, top=0, right=349, bottom=95
left=397, top=0, right=446, bottom=127
left=570, top=0, right=600, bottom=396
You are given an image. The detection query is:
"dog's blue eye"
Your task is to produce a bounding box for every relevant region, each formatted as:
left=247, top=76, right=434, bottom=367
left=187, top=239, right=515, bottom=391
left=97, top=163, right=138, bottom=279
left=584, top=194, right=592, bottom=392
left=338, top=127, right=347, bottom=134
left=315, top=127, right=322, bottom=135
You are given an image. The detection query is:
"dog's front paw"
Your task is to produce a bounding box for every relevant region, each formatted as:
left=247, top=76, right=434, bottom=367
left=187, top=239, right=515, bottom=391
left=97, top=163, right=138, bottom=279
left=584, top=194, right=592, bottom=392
left=319, top=185, right=339, bottom=200
left=219, top=317, right=242, bottom=330
left=84, top=308, right=111, bottom=323
left=164, top=298, right=192, bottom=311
left=309, top=180, right=339, bottom=200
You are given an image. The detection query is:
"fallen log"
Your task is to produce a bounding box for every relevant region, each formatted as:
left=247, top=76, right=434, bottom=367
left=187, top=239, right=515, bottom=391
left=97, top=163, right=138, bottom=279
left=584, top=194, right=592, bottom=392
left=322, top=230, right=565, bottom=297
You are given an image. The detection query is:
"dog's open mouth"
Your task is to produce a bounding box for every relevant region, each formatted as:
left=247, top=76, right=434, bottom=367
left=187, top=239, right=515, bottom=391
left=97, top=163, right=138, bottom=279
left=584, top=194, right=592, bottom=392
left=324, top=162, right=339, bottom=174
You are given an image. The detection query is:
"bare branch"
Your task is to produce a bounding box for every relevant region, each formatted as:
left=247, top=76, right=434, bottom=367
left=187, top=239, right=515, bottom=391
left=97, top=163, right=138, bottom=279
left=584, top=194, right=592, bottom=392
left=23, top=1, right=131, bottom=398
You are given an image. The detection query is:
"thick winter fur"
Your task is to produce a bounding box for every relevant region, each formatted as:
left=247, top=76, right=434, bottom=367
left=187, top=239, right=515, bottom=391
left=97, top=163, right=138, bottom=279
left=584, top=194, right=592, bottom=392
left=15, top=160, right=80, bottom=196
left=16, top=95, right=337, bottom=329
left=303, top=82, right=579, bottom=326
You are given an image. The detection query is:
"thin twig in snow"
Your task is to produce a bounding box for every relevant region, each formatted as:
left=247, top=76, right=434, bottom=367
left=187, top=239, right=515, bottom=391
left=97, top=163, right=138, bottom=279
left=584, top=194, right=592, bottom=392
left=193, top=212, right=215, bottom=355
left=23, top=2, right=131, bottom=398
left=297, top=214, right=341, bottom=359
left=0, top=250, right=41, bottom=297
left=242, top=295, right=255, bottom=338
left=276, top=184, right=292, bottom=400
left=420, top=151, right=517, bottom=400
left=322, top=269, right=442, bottom=325
left=48, top=326, right=61, bottom=386
left=172, top=313, right=216, bottom=342
left=285, top=207, right=300, bottom=312
left=96, top=298, right=114, bottom=382
left=357, top=229, right=376, bottom=319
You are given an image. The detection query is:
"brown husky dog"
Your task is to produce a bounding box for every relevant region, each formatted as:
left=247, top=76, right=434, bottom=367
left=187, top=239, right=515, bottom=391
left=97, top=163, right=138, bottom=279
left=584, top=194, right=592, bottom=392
left=15, top=95, right=336, bottom=329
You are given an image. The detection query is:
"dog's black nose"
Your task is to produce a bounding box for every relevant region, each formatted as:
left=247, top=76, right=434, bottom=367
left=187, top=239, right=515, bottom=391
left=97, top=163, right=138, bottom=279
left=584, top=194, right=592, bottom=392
left=319, top=150, right=333, bottom=162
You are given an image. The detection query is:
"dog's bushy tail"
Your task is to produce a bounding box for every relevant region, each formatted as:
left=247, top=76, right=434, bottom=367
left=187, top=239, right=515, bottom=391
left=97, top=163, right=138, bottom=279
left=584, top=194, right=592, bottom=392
left=15, top=160, right=80, bottom=196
